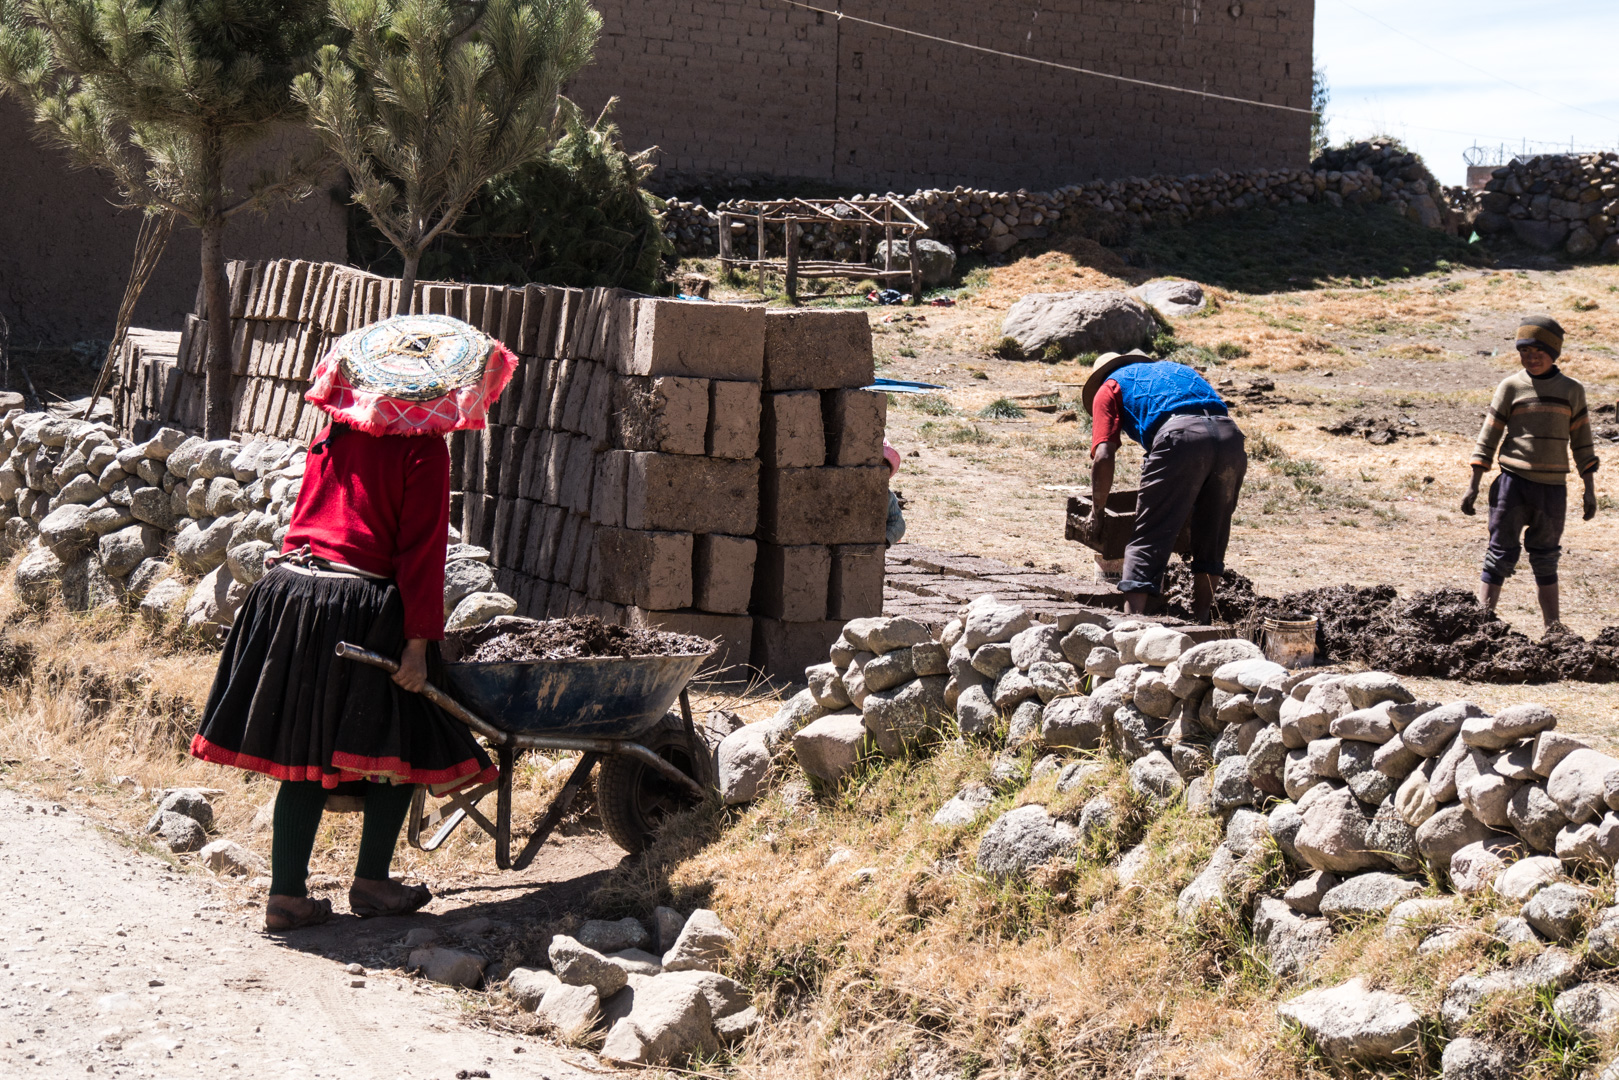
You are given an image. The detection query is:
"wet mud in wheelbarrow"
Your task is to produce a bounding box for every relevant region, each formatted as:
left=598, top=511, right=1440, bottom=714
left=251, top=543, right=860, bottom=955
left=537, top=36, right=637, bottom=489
left=334, top=638, right=716, bottom=870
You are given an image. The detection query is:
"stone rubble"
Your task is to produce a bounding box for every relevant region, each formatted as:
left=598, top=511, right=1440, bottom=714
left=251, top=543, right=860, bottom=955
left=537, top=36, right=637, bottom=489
left=0, top=413, right=518, bottom=634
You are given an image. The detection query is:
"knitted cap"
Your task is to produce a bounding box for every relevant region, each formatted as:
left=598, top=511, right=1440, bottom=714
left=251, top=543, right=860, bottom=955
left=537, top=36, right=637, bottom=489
left=1516, top=315, right=1565, bottom=359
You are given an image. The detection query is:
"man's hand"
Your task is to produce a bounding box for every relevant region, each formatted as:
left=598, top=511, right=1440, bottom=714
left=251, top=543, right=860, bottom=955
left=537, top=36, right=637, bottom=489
left=1084, top=510, right=1104, bottom=545
left=1460, top=488, right=1478, bottom=516
left=393, top=638, right=429, bottom=693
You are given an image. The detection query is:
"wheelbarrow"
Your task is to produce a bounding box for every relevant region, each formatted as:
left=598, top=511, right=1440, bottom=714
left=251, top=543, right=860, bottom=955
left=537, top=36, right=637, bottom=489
left=334, top=641, right=714, bottom=870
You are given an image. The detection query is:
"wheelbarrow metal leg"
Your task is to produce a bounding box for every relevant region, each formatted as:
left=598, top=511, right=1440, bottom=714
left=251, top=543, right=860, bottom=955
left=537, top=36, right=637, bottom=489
left=407, top=779, right=505, bottom=852
left=495, top=746, right=516, bottom=871
left=512, top=752, right=600, bottom=872
left=676, top=688, right=712, bottom=789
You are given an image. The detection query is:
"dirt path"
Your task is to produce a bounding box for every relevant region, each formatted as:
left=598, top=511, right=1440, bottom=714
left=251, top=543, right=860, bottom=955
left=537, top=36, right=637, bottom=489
left=0, top=787, right=607, bottom=1080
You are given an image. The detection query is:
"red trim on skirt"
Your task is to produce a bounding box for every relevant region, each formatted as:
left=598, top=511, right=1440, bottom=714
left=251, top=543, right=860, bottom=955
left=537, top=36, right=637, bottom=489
left=189, top=734, right=498, bottom=792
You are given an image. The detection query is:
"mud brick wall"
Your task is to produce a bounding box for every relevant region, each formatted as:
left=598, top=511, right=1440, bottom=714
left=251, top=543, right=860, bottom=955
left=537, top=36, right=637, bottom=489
left=117, top=262, right=888, bottom=678
left=567, top=0, right=1315, bottom=193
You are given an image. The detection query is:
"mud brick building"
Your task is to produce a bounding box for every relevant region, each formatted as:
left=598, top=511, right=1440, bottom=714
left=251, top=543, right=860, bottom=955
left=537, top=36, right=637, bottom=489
left=568, top=0, right=1317, bottom=191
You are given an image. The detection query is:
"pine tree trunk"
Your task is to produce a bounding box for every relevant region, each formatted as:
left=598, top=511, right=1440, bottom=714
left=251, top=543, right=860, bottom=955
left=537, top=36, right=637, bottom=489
left=397, top=252, right=421, bottom=316
left=200, top=217, right=234, bottom=440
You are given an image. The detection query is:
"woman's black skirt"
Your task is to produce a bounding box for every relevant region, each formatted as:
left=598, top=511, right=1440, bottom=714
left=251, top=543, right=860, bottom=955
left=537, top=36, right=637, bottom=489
left=190, top=565, right=496, bottom=792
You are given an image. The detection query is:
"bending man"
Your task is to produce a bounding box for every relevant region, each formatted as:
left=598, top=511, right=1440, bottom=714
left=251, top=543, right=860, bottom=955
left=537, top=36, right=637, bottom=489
left=1082, top=351, right=1247, bottom=623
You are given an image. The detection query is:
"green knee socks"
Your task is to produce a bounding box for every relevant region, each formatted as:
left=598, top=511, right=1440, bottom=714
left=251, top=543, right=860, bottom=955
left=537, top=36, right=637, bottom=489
left=269, top=780, right=419, bottom=896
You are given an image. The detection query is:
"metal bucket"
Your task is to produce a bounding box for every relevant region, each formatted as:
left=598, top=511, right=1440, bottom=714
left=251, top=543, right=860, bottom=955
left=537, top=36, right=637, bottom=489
left=1261, top=616, right=1318, bottom=669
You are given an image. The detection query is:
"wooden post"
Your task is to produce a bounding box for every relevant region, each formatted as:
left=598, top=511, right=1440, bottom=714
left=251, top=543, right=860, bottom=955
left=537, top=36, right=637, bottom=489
left=909, top=228, right=923, bottom=304
left=859, top=223, right=870, bottom=266
left=882, top=203, right=894, bottom=278
left=785, top=217, right=801, bottom=305
left=718, top=211, right=732, bottom=273
left=757, top=209, right=768, bottom=292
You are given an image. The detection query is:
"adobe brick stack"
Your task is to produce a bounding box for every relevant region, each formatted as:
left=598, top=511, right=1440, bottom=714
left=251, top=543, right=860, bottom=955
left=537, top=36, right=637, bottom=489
left=116, top=262, right=890, bottom=680
left=751, top=309, right=887, bottom=678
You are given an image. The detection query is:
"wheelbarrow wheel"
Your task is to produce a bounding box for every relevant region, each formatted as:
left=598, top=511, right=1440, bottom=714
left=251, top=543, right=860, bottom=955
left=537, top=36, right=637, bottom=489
left=598, top=711, right=702, bottom=855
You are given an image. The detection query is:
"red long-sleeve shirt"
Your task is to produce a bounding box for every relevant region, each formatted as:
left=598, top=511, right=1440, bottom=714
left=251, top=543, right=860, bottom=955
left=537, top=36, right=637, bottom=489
left=282, top=424, right=451, bottom=640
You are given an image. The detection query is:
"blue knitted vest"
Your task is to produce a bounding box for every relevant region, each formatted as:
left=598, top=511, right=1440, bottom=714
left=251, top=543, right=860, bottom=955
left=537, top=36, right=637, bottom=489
left=1110, top=362, right=1227, bottom=450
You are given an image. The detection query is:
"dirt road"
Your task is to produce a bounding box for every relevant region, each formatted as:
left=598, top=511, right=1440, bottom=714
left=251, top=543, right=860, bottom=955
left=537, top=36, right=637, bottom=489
left=0, top=788, right=605, bottom=1080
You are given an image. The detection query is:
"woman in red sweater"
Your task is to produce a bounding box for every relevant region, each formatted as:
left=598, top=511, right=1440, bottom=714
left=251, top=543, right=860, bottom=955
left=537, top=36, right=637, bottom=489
left=191, top=314, right=516, bottom=930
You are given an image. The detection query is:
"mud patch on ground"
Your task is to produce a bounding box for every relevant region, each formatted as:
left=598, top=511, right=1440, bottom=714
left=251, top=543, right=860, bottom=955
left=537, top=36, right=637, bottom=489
left=452, top=616, right=712, bottom=662
left=1318, top=412, right=1426, bottom=444
left=1165, top=567, right=1619, bottom=683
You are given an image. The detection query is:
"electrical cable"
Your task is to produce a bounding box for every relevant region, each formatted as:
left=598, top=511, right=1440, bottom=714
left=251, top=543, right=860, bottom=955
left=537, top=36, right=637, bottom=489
left=1329, top=0, right=1619, bottom=127
left=772, top=0, right=1315, bottom=115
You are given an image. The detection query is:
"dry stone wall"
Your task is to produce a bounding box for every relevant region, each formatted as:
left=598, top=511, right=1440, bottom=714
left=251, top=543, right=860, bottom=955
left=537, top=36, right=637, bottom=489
left=715, top=594, right=1619, bottom=1068
left=662, top=140, right=1467, bottom=261
left=101, top=259, right=887, bottom=676
left=1472, top=152, right=1619, bottom=259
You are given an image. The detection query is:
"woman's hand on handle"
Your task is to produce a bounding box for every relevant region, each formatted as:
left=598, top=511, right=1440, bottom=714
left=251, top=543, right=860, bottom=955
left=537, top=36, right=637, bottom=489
left=393, top=638, right=429, bottom=693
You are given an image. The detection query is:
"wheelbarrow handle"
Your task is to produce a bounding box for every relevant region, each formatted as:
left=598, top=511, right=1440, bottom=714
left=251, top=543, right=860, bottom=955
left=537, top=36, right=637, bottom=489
left=334, top=641, right=511, bottom=746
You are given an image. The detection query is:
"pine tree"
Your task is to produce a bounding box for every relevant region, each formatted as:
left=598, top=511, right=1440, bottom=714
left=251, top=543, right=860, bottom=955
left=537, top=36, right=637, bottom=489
left=293, top=0, right=600, bottom=312
left=0, top=0, right=332, bottom=438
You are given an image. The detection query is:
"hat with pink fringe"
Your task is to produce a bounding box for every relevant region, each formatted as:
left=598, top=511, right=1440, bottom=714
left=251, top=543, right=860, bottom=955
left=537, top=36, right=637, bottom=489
left=305, top=314, right=518, bottom=436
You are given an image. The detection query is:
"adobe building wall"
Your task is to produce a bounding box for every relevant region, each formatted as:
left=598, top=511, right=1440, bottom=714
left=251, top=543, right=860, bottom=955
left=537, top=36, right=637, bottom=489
left=0, top=101, right=348, bottom=347
left=567, top=0, right=1316, bottom=191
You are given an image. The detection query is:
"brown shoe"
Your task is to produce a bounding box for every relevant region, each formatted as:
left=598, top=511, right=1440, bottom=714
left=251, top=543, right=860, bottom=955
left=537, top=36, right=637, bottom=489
left=265, top=896, right=333, bottom=932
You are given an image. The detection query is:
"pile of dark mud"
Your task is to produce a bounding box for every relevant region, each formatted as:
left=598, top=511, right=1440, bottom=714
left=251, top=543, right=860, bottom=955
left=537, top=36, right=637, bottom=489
left=1164, top=566, right=1619, bottom=683
left=452, top=616, right=713, bottom=663
left=1318, top=412, right=1424, bottom=444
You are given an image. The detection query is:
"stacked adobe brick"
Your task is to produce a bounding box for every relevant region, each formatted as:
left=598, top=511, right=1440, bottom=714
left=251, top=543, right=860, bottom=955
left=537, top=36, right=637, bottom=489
left=115, top=264, right=890, bottom=679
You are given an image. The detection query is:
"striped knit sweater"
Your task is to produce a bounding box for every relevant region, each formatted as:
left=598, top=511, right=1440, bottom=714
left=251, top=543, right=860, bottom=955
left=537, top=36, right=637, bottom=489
left=1471, top=367, right=1599, bottom=485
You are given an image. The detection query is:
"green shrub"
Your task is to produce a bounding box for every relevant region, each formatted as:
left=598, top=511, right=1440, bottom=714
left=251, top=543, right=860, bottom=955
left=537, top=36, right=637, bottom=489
left=993, top=337, right=1023, bottom=360
left=348, top=98, right=671, bottom=292
left=909, top=394, right=955, bottom=416
left=978, top=398, right=1026, bottom=419
left=1041, top=342, right=1066, bottom=363
left=1215, top=341, right=1249, bottom=359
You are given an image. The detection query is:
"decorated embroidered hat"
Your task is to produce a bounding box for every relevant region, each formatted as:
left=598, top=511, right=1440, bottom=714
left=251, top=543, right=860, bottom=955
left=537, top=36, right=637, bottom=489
left=304, top=314, right=518, bottom=436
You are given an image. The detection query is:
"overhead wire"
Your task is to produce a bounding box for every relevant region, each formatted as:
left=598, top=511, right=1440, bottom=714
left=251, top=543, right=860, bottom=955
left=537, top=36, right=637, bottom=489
left=771, top=0, right=1315, bottom=115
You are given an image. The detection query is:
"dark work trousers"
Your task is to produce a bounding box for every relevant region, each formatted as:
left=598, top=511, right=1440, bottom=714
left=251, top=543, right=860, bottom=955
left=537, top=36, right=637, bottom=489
left=1119, top=414, right=1248, bottom=595
left=1482, top=470, right=1566, bottom=586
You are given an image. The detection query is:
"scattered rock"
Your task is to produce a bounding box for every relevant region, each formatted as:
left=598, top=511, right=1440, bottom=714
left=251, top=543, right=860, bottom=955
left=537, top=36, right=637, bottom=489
left=1521, top=882, right=1592, bottom=944
left=932, top=783, right=995, bottom=827
left=600, top=978, right=718, bottom=1064
left=795, top=713, right=869, bottom=784
left=1553, top=982, right=1619, bottom=1040
left=576, top=918, right=652, bottom=955
left=199, top=839, right=265, bottom=876
left=1318, top=872, right=1422, bottom=927
left=661, top=909, right=736, bottom=973
left=997, top=291, right=1157, bottom=361
left=975, top=804, right=1078, bottom=878
left=409, top=947, right=486, bottom=988
left=549, top=935, right=629, bottom=997
left=1276, top=978, right=1422, bottom=1063
left=149, top=811, right=206, bottom=853
left=1439, top=1037, right=1511, bottom=1080
left=1253, top=896, right=1333, bottom=977
left=507, top=967, right=560, bottom=1011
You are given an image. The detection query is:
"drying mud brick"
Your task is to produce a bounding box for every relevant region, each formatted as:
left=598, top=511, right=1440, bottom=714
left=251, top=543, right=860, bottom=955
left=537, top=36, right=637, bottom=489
left=479, top=425, right=503, bottom=493
left=762, top=310, right=875, bottom=391
left=752, top=618, right=846, bottom=681
left=693, top=534, right=757, bottom=615
left=759, top=465, right=887, bottom=546
left=753, top=543, right=831, bottom=622
left=630, top=608, right=753, bottom=677
left=625, top=453, right=760, bottom=536
left=829, top=543, right=886, bottom=620
left=627, top=298, right=765, bottom=380
left=498, top=427, right=529, bottom=497
left=760, top=391, right=826, bottom=469
left=707, top=380, right=762, bottom=460
left=590, top=528, right=693, bottom=611
left=822, top=389, right=887, bottom=467
left=591, top=450, right=630, bottom=528
left=561, top=360, right=598, bottom=433
left=528, top=505, right=565, bottom=578
left=561, top=434, right=596, bottom=514
left=612, top=376, right=710, bottom=455
left=490, top=499, right=514, bottom=564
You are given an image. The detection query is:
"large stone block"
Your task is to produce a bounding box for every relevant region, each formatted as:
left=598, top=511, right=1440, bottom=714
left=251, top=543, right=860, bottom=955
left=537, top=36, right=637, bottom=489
left=627, top=298, right=765, bottom=380
left=590, top=528, right=693, bottom=611
left=611, top=376, right=709, bottom=455
left=759, top=390, right=825, bottom=469
left=751, top=543, right=829, bottom=622
left=820, top=389, right=886, bottom=467
left=762, top=310, right=874, bottom=391
left=625, top=453, right=759, bottom=535
left=628, top=608, right=752, bottom=678
left=693, top=534, right=756, bottom=615
left=828, top=543, right=884, bottom=621
left=758, top=465, right=886, bottom=546
left=707, top=380, right=761, bottom=459
left=751, top=618, right=844, bottom=681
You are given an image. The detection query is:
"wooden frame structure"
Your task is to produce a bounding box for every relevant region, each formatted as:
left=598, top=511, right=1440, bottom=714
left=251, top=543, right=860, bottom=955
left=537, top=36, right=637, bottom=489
left=717, top=197, right=929, bottom=304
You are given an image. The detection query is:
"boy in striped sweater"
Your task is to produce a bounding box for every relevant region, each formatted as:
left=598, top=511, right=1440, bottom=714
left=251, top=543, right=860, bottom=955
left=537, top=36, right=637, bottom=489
left=1461, top=315, right=1599, bottom=633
